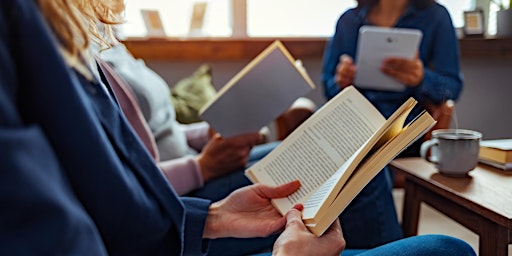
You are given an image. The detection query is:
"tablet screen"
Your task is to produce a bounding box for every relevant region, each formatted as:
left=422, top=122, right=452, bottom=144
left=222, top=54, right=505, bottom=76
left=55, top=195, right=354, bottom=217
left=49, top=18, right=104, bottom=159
left=354, top=26, right=422, bottom=91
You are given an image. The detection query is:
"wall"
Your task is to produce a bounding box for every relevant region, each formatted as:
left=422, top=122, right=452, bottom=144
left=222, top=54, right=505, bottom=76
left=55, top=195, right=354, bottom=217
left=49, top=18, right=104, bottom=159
left=456, top=57, right=512, bottom=139
left=145, top=53, right=512, bottom=140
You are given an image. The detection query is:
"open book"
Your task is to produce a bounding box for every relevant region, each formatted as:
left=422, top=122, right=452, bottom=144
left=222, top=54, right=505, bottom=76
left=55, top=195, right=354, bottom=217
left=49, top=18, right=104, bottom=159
left=199, top=40, right=315, bottom=137
left=245, top=86, right=436, bottom=236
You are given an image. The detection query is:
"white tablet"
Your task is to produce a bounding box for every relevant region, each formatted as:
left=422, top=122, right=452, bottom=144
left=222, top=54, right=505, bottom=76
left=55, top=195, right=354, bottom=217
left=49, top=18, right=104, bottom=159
left=354, top=26, right=423, bottom=91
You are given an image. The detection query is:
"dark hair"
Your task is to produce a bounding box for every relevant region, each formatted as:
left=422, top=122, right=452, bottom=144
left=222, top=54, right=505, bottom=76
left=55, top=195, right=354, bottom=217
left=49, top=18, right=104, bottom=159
left=357, top=0, right=434, bottom=10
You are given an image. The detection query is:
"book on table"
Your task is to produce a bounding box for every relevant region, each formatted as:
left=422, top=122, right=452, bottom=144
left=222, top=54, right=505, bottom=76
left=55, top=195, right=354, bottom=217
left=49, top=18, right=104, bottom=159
left=198, top=40, right=316, bottom=138
left=245, top=86, right=436, bottom=236
left=479, top=139, right=512, bottom=171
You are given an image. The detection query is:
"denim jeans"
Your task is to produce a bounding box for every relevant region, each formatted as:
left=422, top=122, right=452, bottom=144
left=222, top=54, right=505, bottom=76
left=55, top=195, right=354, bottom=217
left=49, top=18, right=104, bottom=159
left=252, top=235, right=476, bottom=256
left=341, top=234, right=476, bottom=256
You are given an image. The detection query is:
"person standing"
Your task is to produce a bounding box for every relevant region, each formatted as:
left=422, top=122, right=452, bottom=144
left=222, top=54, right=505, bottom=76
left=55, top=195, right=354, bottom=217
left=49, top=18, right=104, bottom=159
left=321, top=0, right=463, bottom=249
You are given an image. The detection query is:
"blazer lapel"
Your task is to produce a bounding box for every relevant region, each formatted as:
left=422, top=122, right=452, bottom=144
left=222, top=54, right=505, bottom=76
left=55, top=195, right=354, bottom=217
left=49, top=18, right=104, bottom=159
left=81, top=74, right=186, bottom=235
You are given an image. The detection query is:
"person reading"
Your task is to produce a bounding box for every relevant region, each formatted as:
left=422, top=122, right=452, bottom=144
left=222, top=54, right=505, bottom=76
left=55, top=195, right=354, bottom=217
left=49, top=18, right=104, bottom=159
left=321, top=0, right=463, bottom=248
left=0, top=0, right=475, bottom=256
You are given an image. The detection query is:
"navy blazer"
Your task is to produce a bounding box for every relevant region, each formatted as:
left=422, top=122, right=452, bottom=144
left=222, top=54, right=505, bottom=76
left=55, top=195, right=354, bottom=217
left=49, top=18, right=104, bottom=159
left=0, top=1, right=210, bottom=255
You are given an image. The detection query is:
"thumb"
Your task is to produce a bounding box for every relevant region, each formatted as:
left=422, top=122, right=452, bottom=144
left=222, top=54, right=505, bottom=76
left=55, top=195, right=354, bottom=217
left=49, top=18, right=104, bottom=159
left=285, top=208, right=308, bottom=231
left=340, top=54, right=353, bottom=64
left=257, top=180, right=301, bottom=199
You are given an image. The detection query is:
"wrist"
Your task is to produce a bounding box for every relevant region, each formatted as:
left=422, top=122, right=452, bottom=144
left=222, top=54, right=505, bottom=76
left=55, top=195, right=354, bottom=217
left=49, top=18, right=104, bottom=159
left=204, top=201, right=222, bottom=239
left=197, top=154, right=212, bottom=181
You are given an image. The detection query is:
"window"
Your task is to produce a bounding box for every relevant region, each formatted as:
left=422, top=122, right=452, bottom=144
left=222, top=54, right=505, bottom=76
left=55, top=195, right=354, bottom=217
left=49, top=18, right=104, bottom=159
left=487, top=0, right=510, bottom=35
left=438, top=0, right=474, bottom=28
left=120, top=0, right=231, bottom=38
left=246, top=0, right=356, bottom=37
left=120, top=0, right=479, bottom=38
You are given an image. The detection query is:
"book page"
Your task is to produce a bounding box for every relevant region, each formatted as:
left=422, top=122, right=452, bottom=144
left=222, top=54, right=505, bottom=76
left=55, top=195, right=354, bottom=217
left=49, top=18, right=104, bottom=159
left=246, top=86, right=385, bottom=214
left=199, top=40, right=315, bottom=137
left=480, top=139, right=512, bottom=150
left=301, top=150, right=359, bottom=217
left=479, top=158, right=512, bottom=171
left=301, top=97, right=415, bottom=221
left=306, top=111, right=435, bottom=236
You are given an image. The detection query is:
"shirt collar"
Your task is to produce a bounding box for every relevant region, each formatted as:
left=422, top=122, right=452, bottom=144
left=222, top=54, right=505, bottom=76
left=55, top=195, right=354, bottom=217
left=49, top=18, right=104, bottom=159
left=357, top=3, right=419, bottom=25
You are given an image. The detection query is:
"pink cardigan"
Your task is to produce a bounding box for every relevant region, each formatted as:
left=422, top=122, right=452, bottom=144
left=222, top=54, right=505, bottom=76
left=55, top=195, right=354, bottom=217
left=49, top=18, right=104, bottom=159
left=97, top=59, right=207, bottom=195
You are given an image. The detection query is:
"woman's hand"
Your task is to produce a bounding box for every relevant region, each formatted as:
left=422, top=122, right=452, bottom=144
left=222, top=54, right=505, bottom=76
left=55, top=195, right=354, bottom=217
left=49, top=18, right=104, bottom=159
left=381, top=53, right=424, bottom=87
left=273, top=207, right=346, bottom=256
left=334, top=54, right=357, bottom=89
left=198, top=132, right=262, bottom=181
left=203, top=181, right=300, bottom=239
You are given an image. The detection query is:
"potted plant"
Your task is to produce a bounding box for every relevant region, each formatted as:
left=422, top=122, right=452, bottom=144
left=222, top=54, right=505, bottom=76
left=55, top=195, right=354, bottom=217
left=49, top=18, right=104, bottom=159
left=491, top=0, right=511, bottom=10
left=492, top=0, right=512, bottom=37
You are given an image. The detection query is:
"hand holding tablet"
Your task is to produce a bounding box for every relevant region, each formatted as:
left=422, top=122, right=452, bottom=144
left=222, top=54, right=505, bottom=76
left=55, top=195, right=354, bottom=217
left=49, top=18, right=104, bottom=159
left=354, top=26, right=423, bottom=91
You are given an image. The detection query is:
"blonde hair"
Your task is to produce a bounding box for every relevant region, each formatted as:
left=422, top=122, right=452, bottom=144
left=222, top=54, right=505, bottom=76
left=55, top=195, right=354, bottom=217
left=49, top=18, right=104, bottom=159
left=38, top=0, right=124, bottom=59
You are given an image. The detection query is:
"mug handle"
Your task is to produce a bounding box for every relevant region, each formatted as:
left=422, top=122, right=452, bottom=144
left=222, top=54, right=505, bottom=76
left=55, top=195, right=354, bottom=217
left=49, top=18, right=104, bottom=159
left=420, top=138, right=439, bottom=164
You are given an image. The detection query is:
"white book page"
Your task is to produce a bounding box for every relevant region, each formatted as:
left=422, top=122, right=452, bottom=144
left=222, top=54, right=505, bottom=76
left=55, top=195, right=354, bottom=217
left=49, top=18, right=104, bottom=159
left=301, top=150, right=360, bottom=218
left=246, top=86, right=385, bottom=214
left=304, top=111, right=435, bottom=236
left=480, top=139, right=512, bottom=150
left=302, top=97, right=416, bottom=221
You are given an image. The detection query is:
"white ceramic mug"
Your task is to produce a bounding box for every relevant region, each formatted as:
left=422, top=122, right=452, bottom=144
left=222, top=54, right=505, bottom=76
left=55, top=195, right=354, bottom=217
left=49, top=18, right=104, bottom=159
left=420, top=129, right=482, bottom=177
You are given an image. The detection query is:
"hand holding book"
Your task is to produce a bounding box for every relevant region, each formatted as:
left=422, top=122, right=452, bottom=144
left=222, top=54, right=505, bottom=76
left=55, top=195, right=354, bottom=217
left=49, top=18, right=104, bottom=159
left=245, top=86, right=436, bottom=236
left=199, top=40, right=315, bottom=138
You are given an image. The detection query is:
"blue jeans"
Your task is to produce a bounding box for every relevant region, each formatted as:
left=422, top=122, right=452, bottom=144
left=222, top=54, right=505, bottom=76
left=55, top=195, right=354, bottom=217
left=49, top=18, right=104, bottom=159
left=252, top=235, right=476, bottom=256
left=342, top=234, right=476, bottom=256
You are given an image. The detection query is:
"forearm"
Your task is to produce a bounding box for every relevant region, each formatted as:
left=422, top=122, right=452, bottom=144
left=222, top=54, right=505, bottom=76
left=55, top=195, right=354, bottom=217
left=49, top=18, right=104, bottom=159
left=321, top=40, right=343, bottom=100
left=321, top=24, right=350, bottom=100
left=323, top=76, right=342, bottom=100
left=181, top=121, right=210, bottom=151
left=158, top=156, right=204, bottom=195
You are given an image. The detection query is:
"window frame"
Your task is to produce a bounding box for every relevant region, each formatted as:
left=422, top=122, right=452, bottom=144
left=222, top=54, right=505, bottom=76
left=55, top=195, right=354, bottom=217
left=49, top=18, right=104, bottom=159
left=120, top=0, right=512, bottom=62
left=122, top=0, right=489, bottom=39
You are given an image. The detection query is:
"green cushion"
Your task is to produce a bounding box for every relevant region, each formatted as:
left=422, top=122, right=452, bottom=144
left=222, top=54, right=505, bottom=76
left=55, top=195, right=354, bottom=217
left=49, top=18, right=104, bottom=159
left=170, top=64, right=217, bottom=124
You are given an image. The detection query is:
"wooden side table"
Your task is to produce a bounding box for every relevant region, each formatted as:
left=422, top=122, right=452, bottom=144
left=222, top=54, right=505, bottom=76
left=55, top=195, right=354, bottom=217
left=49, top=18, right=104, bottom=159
left=389, top=157, right=512, bottom=256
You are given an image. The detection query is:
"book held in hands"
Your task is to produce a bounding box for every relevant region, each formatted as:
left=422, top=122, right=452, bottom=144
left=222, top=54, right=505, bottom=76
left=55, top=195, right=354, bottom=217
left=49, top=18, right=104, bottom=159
left=199, top=40, right=315, bottom=138
left=245, top=86, right=436, bottom=236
